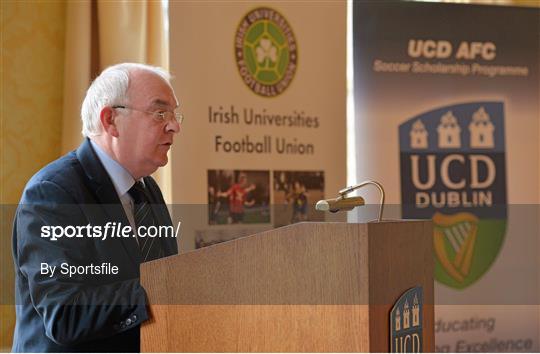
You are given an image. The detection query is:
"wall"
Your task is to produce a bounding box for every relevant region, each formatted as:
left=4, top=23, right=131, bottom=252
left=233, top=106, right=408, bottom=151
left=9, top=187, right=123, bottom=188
left=0, top=0, right=66, bottom=349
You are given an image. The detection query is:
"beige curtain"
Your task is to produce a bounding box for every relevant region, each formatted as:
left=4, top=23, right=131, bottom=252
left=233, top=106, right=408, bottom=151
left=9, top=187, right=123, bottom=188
left=1, top=1, right=67, bottom=349
left=62, top=0, right=171, bottom=202
left=1, top=0, right=170, bottom=349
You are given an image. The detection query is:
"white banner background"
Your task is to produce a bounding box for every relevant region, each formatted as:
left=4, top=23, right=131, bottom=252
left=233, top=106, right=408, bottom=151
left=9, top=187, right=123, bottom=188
left=169, top=2, right=346, bottom=251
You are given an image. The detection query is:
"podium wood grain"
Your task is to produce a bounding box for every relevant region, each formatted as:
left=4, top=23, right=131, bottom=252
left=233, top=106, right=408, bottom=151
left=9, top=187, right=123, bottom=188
left=141, top=221, right=434, bottom=352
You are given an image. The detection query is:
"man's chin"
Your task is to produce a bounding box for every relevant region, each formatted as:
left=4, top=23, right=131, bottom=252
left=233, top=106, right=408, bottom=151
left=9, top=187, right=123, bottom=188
left=143, top=157, right=168, bottom=177
left=157, top=155, right=169, bottom=167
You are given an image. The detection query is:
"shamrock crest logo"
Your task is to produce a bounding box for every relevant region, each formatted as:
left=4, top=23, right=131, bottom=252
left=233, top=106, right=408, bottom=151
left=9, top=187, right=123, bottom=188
left=256, top=38, right=278, bottom=64
left=235, top=7, right=298, bottom=97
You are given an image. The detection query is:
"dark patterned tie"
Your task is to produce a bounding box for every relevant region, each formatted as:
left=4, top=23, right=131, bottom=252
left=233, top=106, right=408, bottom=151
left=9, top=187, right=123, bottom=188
left=128, top=181, right=164, bottom=262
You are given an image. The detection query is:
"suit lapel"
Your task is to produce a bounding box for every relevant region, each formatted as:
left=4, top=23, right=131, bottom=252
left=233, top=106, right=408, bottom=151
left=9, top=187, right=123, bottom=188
left=76, top=138, right=142, bottom=266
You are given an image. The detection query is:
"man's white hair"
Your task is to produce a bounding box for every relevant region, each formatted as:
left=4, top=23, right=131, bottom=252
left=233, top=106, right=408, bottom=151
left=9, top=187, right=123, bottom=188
left=81, top=63, right=172, bottom=137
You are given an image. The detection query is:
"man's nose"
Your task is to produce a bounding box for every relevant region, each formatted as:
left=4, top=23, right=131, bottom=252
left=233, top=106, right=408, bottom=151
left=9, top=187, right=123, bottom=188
left=165, top=119, right=180, bottom=133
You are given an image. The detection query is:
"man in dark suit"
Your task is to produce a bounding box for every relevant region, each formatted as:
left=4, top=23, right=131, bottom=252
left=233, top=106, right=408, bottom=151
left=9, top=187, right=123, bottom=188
left=12, top=63, right=181, bottom=352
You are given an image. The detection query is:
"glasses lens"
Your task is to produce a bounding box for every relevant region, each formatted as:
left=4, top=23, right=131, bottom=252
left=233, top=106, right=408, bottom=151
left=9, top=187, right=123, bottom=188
left=175, top=113, right=184, bottom=124
left=150, top=111, right=164, bottom=121
left=151, top=111, right=184, bottom=124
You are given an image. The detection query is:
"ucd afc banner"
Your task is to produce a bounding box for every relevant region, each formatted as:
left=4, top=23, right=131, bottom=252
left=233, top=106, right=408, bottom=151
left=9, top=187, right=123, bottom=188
left=399, top=102, right=507, bottom=289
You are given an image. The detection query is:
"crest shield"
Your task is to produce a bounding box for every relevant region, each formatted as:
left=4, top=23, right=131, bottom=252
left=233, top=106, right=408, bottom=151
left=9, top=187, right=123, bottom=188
left=399, top=102, right=507, bottom=289
left=390, top=287, right=424, bottom=352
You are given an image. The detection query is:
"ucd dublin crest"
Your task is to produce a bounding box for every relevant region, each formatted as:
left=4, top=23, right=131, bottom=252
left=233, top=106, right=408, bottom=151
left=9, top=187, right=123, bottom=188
left=399, top=102, right=507, bottom=289
left=390, top=287, right=423, bottom=352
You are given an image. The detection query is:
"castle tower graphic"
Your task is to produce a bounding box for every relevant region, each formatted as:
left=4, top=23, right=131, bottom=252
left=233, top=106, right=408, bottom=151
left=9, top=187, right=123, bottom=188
left=469, top=106, right=495, bottom=148
left=403, top=300, right=410, bottom=329
left=437, top=111, right=461, bottom=148
left=410, top=119, right=428, bottom=149
left=412, top=295, right=420, bottom=327
left=395, top=307, right=401, bottom=331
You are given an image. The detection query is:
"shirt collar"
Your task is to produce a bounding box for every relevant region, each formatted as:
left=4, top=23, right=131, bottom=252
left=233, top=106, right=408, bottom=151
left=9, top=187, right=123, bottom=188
left=90, top=140, right=137, bottom=197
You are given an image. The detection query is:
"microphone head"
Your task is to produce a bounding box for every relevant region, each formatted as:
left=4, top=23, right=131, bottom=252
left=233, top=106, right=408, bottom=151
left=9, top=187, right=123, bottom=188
left=315, top=199, right=341, bottom=213
left=315, top=200, right=330, bottom=211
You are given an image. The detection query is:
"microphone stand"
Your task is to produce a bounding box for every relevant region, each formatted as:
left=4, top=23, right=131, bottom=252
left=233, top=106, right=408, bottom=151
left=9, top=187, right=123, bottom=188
left=337, top=180, right=385, bottom=222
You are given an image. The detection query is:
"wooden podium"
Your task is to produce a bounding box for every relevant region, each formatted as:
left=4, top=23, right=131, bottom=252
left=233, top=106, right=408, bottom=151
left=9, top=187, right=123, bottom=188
left=140, top=221, right=434, bottom=352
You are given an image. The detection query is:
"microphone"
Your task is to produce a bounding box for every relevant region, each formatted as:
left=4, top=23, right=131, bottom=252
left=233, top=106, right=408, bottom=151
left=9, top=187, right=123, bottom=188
left=315, top=180, right=385, bottom=220
left=315, top=196, right=365, bottom=213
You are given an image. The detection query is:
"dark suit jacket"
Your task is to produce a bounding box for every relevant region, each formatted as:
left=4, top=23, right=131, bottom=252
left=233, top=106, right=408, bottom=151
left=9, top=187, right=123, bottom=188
left=12, top=138, right=178, bottom=352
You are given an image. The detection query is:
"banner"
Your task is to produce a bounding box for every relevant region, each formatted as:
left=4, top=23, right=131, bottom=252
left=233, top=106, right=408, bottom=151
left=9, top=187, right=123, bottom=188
left=169, top=2, right=346, bottom=251
left=353, top=2, right=539, bottom=351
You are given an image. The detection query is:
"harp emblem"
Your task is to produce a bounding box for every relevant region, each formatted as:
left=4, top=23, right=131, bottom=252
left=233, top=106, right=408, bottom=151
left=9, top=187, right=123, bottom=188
left=433, top=212, right=478, bottom=282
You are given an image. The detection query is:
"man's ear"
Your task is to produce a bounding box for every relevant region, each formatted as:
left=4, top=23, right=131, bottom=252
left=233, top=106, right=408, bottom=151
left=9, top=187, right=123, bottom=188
left=100, top=107, right=120, bottom=137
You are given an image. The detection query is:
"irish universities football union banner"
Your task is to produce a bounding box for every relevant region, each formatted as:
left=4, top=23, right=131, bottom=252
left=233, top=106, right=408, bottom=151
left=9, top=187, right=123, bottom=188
left=353, top=2, right=539, bottom=351
left=169, top=3, right=346, bottom=251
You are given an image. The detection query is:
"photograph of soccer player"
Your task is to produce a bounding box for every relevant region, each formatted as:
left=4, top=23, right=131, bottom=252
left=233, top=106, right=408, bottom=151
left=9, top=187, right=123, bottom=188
left=208, top=170, right=270, bottom=224
left=273, top=171, right=325, bottom=227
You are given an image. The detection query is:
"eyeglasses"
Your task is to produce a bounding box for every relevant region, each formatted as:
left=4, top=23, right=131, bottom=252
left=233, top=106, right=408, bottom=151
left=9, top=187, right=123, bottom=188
left=112, top=105, right=184, bottom=124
